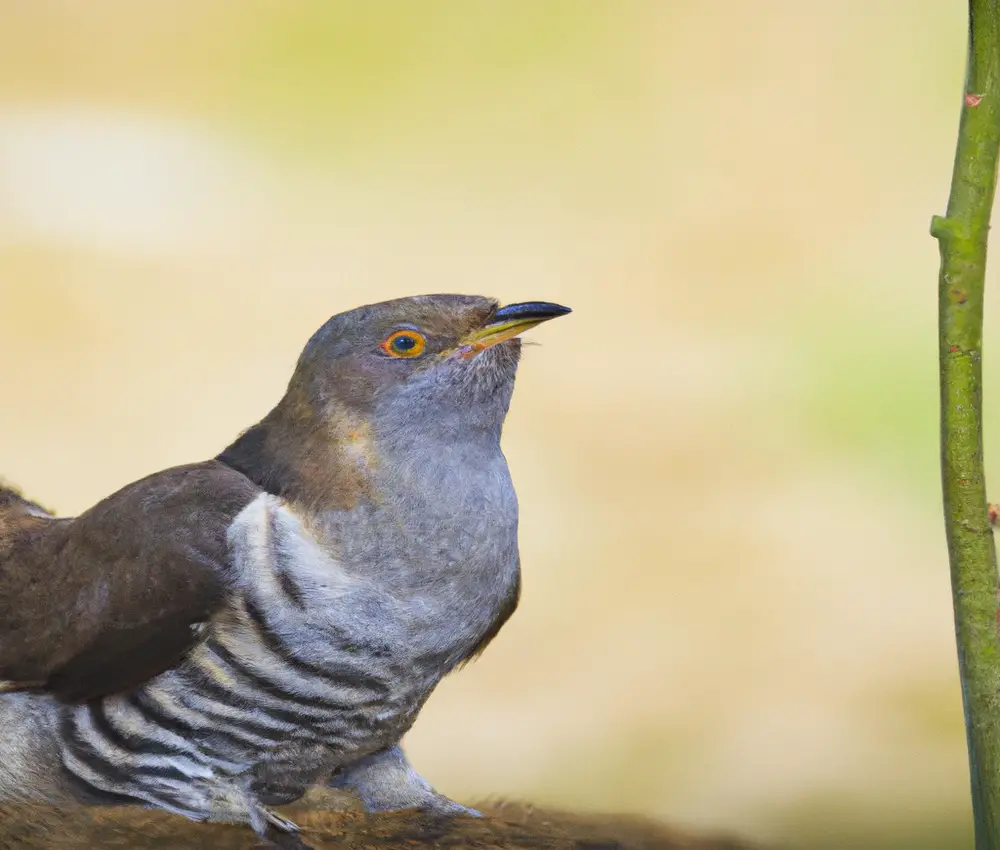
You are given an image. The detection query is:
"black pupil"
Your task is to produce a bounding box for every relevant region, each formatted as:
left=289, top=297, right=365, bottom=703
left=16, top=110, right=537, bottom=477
left=392, top=334, right=417, bottom=352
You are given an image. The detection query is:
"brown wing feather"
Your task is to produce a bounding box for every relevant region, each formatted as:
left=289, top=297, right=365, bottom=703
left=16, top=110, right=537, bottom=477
left=0, top=460, right=260, bottom=702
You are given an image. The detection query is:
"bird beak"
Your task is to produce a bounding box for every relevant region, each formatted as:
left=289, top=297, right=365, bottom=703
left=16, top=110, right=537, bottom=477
left=460, top=302, right=572, bottom=355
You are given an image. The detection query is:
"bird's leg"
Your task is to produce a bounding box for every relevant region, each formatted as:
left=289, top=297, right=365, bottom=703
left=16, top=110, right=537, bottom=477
left=205, top=781, right=302, bottom=838
left=261, top=807, right=302, bottom=833
left=246, top=801, right=312, bottom=850
left=258, top=811, right=311, bottom=850
left=328, top=744, right=481, bottom=817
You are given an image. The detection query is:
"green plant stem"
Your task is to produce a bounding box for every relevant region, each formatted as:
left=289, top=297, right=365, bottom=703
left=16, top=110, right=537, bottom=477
left=932, top=2, right=1000, bottom=846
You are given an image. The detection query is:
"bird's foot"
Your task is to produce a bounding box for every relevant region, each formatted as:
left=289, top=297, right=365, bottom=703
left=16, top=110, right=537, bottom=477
left=251, top=804, right=310, bottom=849
left=328, top=744, right=481, bottom=817
left=235, top=797, right=302, bottom=840
left=263, top=808, right=301, bottom=833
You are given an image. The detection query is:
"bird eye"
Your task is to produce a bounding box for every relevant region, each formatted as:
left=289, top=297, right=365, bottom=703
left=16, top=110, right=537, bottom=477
left=381, top=330, right=426, bottom=358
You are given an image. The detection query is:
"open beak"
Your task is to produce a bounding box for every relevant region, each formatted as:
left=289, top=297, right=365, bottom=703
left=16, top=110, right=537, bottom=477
left=460, top=301, right=572, bottom=355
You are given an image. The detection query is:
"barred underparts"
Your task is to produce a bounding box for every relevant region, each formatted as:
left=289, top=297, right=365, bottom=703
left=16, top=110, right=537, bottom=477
left=16, top=483, right=519, bottom=830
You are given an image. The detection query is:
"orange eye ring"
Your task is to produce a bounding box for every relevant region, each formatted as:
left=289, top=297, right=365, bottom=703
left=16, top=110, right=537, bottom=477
left=381, top=330, right=426, bottom=358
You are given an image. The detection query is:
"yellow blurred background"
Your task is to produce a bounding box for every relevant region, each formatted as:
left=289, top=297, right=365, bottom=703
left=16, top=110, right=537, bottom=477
left=0, top=2, right=983, bottom=847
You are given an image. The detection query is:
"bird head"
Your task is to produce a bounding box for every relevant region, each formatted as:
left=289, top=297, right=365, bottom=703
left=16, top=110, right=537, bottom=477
left=290, top=294, right=571, bottom=436
left=218, top=295, right=570, bottom=506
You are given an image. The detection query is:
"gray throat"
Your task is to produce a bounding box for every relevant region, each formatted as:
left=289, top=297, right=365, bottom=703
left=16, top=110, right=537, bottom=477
left=315, top=422, right=521, bottom=670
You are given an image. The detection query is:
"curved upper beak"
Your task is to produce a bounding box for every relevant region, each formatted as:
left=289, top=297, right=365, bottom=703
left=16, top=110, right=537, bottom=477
left=461, top=301, right=572, bottom=352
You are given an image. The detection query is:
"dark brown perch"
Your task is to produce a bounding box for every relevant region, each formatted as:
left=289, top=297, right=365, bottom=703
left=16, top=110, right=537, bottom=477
left=0, top=789, right=764, bottom=850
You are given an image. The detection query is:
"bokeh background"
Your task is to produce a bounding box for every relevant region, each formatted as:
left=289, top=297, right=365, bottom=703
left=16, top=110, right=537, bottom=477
left=0, top=2, right=984, bottom=847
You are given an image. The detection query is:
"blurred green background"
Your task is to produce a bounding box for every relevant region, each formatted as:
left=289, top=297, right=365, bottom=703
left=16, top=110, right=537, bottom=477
left=0, top=2, right=984, bottom=847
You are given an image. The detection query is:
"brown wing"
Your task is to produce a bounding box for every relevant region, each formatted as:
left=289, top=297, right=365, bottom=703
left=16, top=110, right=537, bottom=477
left=0, top=460, right=260, bottom=702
